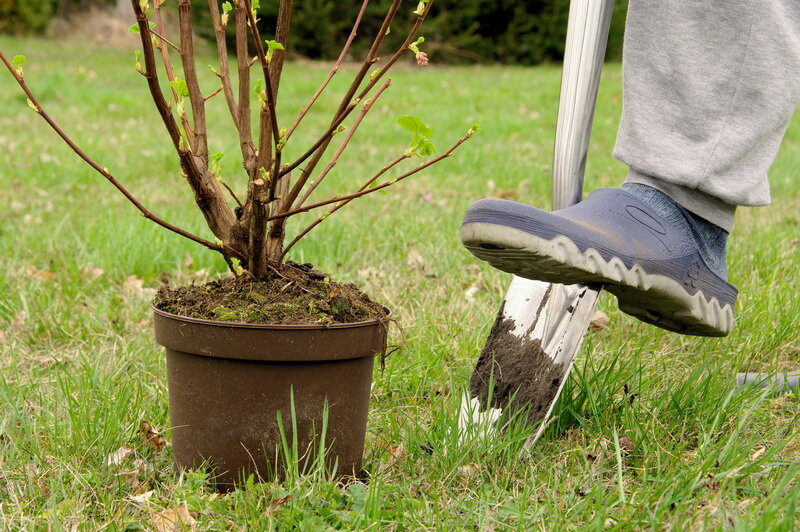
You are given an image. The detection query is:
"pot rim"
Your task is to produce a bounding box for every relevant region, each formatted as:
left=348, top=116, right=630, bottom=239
left=151, top=306, right=391, bottom=330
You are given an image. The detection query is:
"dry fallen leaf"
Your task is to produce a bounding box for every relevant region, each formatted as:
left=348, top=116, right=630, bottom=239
left=618, top=435, right=635, bottom=456
left=106, top=446, right=133, bottom=466
left=24, top=267, right=57, bottom=282
left=184, top=252, right=195, bottom=270
left=265, top=494, right=293, bottom=516
left=150, top=505, right=196, bottom=531
left=140, top=421, right=171, bottom=453
left=12, top=311, right=27, bottom=331
left=0, top=330, right=7, bottom=344
left=81, top=263, right=104, bottom=279
left=749, top=445, right=766, bottom=461
left=128, top=490, right=154, bottom=504
left=378, top=443, right=408, bottom=474
left=589, top=310, right=610, bottom=331
left=122, top=275, right=144, bottom=298
left=464, top=285, right=480, bottom=301
left=457, top=463, right=480, bottom=478
left=406, top=249, right=427, bottom=273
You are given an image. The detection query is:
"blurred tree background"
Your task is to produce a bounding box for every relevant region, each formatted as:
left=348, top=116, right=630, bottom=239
left=0, top=0, right=628, bottom=64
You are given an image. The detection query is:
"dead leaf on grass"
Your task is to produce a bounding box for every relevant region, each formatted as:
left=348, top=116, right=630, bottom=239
left=0, top=330, right=7, bottom=344
left=618, top=435, right=635, bottom=456
left=406, top=249, right=427, bottom=273
left=749, top=445, right=766, bottom=461
left=463, top=284, right=480, bottom=301
left=13, top=311, right=27, bottom=332
left=81, top=263, right=104, bottom=279
left=265, top=494, right=293, bottom=516
left=184, top=252, right=195, bottom=270
left=378, top=443, right=408, bottom=474
left=123, top=276, right=156, bottom=301
left=589, top=310, right=610, bottom=331
left=139, top=421, right=171, bottom=452
left=357, top=267, right=385, bottom=283
left=150, top=505, right=196, bottom=531
left=128, top=490, right=154, bottom=504
left=456, top=463, right=480, bottom=478
left=106, top=446, right=133, bottom=466
left=24, top=266, right=57, bottom=282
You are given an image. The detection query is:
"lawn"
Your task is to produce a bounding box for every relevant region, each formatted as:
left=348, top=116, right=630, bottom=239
left=1, top=34, right=799, bottom=530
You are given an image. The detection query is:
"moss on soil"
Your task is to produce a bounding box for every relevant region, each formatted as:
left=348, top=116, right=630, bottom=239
left=153, top=262, right=387, bottom=325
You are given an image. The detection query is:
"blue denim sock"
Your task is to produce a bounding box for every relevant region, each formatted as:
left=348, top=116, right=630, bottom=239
left=621, top=183, right=729, bottom=279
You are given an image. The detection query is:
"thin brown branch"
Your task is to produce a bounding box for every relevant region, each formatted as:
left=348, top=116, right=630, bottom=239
left=132, top=0, right=236, bottom=245
left=0, top=51, right=243, bottom=261
left=207, top=0, right=240, bottom=131
left=279, top=0, right=419, bottom=211
left=296, top=78, right=392, bottom=208
left=234, top=3, right=255, bottom=166
left=219, top=179, right=243, bottom=207
left=284, top=0, right=370, bottom=141
left=242, top=0, right=281, bottom=152
left=267, top=128, right=474, bottom=224
left=280, top=153, right=409, bottom=259
left=153, top=1, right=194, bottom=149
left=149, top=27, right=181, bottom=53
left=204, top=85, right=224, bottom=101
left=178, top=0, right=208, bottom=162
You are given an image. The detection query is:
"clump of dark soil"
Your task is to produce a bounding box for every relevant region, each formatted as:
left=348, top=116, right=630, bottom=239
left=469, top=309, right=568, bottom=425
left=153, top=262, right=387, bottom=325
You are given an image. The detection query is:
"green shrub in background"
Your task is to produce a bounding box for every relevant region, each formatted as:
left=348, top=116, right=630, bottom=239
left=250, top=0, right=628, bottom=64
left=0, top=0, right=57, bottom=34
left=0, top=0, right=115, bottom=35
left=2, top=0, right=627, bottom=64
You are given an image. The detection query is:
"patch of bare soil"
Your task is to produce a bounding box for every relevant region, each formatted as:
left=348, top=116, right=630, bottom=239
left=153, top=262, right=387, bottom=325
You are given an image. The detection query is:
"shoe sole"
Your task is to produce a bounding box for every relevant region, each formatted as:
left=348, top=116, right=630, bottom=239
left=461, top=222, right=734, bottom=337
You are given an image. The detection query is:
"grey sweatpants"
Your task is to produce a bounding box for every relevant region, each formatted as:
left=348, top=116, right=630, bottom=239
left=615, top=0, right=800, bottom=231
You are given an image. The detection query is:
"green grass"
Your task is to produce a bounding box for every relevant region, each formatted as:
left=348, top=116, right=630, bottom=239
left=1, top=35, right=799, bottom=530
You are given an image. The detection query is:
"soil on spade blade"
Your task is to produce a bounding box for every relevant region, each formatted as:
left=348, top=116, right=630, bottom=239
left=153, top=262, right=387, bottom=325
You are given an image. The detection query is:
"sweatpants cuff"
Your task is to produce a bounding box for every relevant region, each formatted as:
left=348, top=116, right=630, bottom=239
left=624, top=170, right=736, bottom=232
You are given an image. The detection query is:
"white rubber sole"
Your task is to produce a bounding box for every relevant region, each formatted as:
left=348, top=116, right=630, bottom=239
left=462, top=222, right=734, bottom=337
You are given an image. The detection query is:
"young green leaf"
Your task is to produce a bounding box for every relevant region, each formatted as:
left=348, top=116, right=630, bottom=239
left=169, top=78, right=189, bottom=98
left=128, top=21, right=156, bottom=34
left=11, top=55, right=26, bottom=69
left=222, top=1, right=233, bottom=14
left=265, top=40, right=284, bottom=62
left=396, top=115, right=433, bottom=138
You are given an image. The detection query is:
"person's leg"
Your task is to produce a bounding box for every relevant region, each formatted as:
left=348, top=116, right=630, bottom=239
left=461, top=0, right=799, bottom=336
left=615, top=0, right=800, bottom=232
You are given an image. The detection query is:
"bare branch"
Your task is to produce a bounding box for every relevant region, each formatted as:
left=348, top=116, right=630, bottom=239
left=178, top=0, right=208, bottom=162
left=149, top=27, right=181, bottom=53
left=242, top=0, right=281, bottom=152
left=234, top=3, right=255, bottom=165
left=279, top=0, right=424, bottom=212
left=207, top=0, right=241, bottom=132
left=284, top=0, right=370, bottom=141
left=132, top=0, right=236, bottom=244
left=204, top=85, right=224, bottom=101
left=0, top=51, right=243, bottom=261
left=280, top=153, right=409, bottom=259
left=153, top=1, right=194, bottom=149
left=268, top=128, right=475, bottom=224
left=296, top=78, right=392, bottom=208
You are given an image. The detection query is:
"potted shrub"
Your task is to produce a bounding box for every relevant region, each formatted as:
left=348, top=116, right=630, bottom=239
left=2, top=0, right=476, bottom=490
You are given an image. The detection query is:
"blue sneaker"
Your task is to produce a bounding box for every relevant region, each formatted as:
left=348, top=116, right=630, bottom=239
left=461, top=188, right=737, bottom=336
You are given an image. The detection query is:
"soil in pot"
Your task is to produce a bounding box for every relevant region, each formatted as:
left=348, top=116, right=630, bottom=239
left=153, top=261, right=387, bottom=325
left=152, top=262, right=390, bottom=491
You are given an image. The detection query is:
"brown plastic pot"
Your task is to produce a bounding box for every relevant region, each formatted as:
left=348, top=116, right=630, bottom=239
left=152, top=307, right=387, bottom=491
